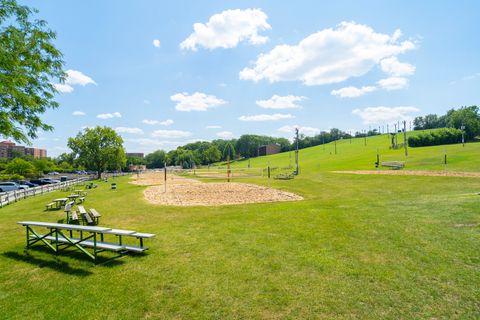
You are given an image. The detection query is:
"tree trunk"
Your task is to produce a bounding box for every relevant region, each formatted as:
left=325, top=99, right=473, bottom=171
left=97, top=171, right=102, bottom=180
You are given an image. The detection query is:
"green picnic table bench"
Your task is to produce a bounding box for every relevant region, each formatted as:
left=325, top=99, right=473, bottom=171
left=17, top=221, right=155, bottom=264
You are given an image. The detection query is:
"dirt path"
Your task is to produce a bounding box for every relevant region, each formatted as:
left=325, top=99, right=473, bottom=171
left=332, top=170, right=480, bottom=178
left=131, top=172, right=303, bottom=206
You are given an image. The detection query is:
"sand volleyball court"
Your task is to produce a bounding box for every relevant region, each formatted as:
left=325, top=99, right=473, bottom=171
left=131, top=172, right=303, bottom=206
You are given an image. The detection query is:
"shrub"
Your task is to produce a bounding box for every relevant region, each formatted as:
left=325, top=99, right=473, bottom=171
left=0, top=174, right=25, bottom=182
left=408, top=128, right=462, bottom=147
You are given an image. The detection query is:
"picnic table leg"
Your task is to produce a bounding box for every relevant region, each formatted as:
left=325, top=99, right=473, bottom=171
left=93, top=232, right=97, bottom=264
left=26, top=226, right=30, bottom=248
left=55, top=228, right=59, bottom=255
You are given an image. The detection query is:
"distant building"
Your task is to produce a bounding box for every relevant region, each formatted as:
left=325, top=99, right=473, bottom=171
left=257, top=144, right=281, bottom=157
left=128, top=164, right=146, bottom=171
left=0, top=141, right=47, bottom=159
left=126, top=152, right=144, bottom=158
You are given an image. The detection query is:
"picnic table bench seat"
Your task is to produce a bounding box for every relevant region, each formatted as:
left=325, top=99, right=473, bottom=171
left=78, top=206, right=94, bottom=225
left=31, top=235, right=126, bottom=252
left=89, top=208, right=101, bottom=224
left=46, top=202, right=55, bottom=210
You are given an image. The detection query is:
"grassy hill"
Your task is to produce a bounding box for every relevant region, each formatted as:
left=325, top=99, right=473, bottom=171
left=224, top=132, right=480, bottom=172
left=0, top=137, right=479, bottom=319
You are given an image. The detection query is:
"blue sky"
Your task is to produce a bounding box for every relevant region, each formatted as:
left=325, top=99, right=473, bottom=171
left=21, top=0, right=480, bottom=156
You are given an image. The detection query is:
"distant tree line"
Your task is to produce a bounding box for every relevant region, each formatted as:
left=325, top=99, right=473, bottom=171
left=413, top=106, right=480, bottom=140
left=143, top=129, right=379, bottom=169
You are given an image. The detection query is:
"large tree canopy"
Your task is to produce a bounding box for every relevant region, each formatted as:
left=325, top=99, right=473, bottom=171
left=68, top=126, right=126, bottom=179
left=0, top=0, right=64, bottom=143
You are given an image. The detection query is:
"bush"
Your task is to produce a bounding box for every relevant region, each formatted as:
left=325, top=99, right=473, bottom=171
left=408, top=128, right=462, bottom=147
left=0, top=174, right=25, bottom=181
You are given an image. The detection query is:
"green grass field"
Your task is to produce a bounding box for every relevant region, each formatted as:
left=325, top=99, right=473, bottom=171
left=1, top=135, right=479, bottom=319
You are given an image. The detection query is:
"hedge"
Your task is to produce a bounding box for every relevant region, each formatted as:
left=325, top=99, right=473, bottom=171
left=408, top=128, right=462, bottom=147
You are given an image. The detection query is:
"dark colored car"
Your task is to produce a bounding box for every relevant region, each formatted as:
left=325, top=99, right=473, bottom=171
left=42, top=178, right=60, bottom=183
left=30, top=179, right=55, bottom=185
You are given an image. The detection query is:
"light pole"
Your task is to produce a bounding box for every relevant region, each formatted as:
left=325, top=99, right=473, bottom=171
left=295, top=128, right=299, bottom=175
left=461, top=122, right=465, bottom=147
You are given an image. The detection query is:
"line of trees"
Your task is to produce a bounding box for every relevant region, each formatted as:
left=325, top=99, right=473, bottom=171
left=143, top=129, right=369, bottom=169
left=413, top=106, right=480, bottom=140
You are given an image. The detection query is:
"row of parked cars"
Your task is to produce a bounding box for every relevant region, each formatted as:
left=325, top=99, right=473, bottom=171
left=0, top=178, right=62, bottom=192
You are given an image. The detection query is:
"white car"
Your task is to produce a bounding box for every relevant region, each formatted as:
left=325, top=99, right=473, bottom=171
left=0, top=182, right=29, bottom=192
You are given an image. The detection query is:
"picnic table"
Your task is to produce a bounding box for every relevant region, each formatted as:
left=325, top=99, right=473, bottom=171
left=67, top=194, right=80, bottom=203
left=53, top=198, right=68, bottom=209
left=17, top=221, right=155, bottom=264
left=74, top=190, right=87, bottom=196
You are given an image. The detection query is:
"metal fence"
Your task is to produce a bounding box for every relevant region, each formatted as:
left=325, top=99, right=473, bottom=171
left=0, top=177, right=90, bottom=208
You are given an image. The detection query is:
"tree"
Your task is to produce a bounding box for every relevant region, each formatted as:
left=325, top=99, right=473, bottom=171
left=5, top=157, right=36, bottom=177
left=67, top=126, right=126, bottom=179
left=223, top=142, right=236, bottom=161
left=203, top=145, right=221, bottom=164
left=145, top=150, right=166, bottom=169
left=0, top=0, right=65, bottom=143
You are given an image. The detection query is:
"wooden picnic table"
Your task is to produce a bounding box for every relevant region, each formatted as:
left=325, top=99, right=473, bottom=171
left=53, top=198, right=68, bottom=209
left=74, top=190, right=87, bottom=196
left=67, top=194, right=80, bottom=203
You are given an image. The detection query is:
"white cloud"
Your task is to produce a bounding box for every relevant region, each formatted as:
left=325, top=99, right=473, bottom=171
left=216, top=131, right=234, bottom=138
left=256, top=95, right=305, bottom=109
left=240, top=21, right=415, bottom=86
left=142, top=119, right=159, bottom=125
left=331, top=86, right=377, bottom=98
left=151, top=130, right=192, bottom=138
left=377, top=77, right=409, bottom=90
left=180, top=8, right=271, bottom=51
left=115, top=127, right=144, bottom=135
left=160, top=119, right=174, bottom=126
left=97, top=112, right=122, bottom=119
left=54, top=83, right=74, bottom=93
left=142, top=119, right=174, bottom=126
left=239, top=113, right=294, bottom=121
left=206, top=125, right=222, bottom=129
left=54, top=69, right=96, bottom=93
left=352, top=106, right=420, bottom=124
left=380, top=57, right=415, bottom=76
left=72, top=111, right=86, bottom=116
left=278, top=125, right=321, bottom=136
left=170, top=92, right=226, bottom=111
left=152, top=39, right=161, bottom=48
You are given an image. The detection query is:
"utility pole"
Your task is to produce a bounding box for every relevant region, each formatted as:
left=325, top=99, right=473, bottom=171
left=295, top=128, right=299, bottom=175
left=461, top=122, right=465, bottom=147
left=334, top=139, right=337, bottom=155
left=364, top=130, right=367, bottom=146
left=403, top=120, right=408, bottom=156
left=394, top=123, right=398, bottom=147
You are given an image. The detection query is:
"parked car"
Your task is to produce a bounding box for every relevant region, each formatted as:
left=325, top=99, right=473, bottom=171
left=47, top=171, right=59, bottom=175
left=15, top=180, right=39, bottom=188
left=30, top=179, right=55, bottom=186
left=42, top=178, right=60, bottom=183
left=0, top=182, right=29, bottom=192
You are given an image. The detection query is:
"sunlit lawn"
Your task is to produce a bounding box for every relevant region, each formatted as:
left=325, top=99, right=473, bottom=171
left=0, top=137, right=479, bottom=319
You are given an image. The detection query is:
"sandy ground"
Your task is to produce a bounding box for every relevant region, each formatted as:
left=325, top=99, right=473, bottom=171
left=332, top=170, right=480, bottom=178
left=131, top=172, right=303, bottom=206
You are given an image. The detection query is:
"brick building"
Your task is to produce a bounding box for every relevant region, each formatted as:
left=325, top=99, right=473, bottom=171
left=126, top=152, right=144, bottom=158
left=0, top=141, right=47, bottom=159
left=257, top=144, right=281, bottom=156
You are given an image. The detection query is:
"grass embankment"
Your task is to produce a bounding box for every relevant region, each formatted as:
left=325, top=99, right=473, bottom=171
left=0, top=136, right=479, bottom=319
